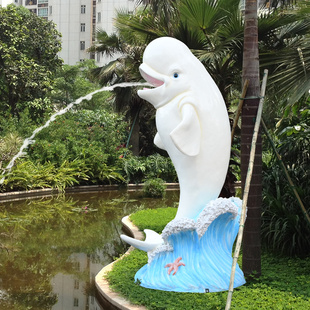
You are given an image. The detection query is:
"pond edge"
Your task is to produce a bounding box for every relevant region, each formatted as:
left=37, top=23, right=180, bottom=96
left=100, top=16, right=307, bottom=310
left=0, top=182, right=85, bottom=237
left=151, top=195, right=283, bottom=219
left=0, top=183, right=180, bottom=202
left=95, top=215, right=147, bottom=310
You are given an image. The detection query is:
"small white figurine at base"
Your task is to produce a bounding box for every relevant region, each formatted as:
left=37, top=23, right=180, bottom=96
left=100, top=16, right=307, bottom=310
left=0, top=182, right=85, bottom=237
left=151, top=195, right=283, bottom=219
left=120, top=37, right=246, bottom=293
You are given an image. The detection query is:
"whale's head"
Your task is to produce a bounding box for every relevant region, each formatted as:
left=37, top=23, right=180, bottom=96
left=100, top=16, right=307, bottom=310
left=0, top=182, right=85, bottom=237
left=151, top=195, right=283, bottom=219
left=138, top=37, right=199, bottom=109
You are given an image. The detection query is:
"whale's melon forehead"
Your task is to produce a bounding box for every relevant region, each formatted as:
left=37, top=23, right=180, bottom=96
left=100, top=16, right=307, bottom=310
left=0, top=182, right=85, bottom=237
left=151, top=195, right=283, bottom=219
left=143, top=37, right=194, bottom=69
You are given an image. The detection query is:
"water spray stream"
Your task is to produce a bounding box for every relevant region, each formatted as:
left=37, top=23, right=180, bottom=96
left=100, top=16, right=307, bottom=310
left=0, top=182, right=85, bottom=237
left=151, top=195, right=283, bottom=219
left=0, top=82, right=151, bottom=184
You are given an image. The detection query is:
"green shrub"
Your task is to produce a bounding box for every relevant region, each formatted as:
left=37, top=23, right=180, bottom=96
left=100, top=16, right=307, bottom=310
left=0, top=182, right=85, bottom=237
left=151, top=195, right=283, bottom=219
left=0, top=132, right=23, bottom=165
left=262, top=105, right=310, bottom=257
left=1, top=159, right=89, bottom=191
left=122, top=155, right=147, bottom=184
left=122, top=154, right=177, bottom=184
left=143, top=178, right=166, bottom=198
left=28, top=109, right=127, bottom=165
left=144, top=154, right=177, bottom=182
left=0, top=109, right=40, bottom=139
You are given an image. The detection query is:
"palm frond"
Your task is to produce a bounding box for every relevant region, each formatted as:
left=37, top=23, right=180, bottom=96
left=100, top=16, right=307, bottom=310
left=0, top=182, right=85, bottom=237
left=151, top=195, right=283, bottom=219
left=87, top=30, right=121, bottom=57
left=262, top=35, right=310, bottom=103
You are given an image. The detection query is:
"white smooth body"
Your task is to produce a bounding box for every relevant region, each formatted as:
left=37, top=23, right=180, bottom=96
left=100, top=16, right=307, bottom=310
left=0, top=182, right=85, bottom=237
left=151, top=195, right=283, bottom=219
left=138, top=37, right=231, bottom=220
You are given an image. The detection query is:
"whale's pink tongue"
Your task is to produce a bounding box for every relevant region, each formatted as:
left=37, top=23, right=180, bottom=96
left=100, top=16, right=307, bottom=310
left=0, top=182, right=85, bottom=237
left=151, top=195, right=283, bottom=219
left=140, top=70, right=164, bottom=87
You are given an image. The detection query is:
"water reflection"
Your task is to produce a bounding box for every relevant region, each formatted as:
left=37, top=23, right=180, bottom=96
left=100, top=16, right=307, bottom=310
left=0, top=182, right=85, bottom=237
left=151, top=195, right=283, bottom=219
left=0, top=190, right=179, bottom=310
left=51, top=253, right=100, bottom=310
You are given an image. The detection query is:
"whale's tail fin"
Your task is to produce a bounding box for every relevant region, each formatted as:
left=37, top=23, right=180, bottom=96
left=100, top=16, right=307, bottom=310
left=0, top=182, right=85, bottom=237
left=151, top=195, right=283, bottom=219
left=121, top=229, right=164, bottom=252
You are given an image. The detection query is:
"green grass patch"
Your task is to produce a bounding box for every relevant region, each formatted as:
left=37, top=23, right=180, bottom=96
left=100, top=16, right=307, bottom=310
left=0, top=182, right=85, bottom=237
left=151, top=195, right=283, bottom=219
left=107, top=208, right=310, bottom=309
left=129, top=207, right=177, bottom=232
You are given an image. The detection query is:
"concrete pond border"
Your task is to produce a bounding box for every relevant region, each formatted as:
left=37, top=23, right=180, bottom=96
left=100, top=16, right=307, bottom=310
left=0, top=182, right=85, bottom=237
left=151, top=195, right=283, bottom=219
left=0, top=183, right=180, bottom=202
left=95, top=215, right=147, bottom=310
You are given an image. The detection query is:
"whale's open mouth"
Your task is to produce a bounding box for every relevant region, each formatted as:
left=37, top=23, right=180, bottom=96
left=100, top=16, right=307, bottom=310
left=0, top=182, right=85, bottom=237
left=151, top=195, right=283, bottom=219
left=139, top=67, right=164, bottom=89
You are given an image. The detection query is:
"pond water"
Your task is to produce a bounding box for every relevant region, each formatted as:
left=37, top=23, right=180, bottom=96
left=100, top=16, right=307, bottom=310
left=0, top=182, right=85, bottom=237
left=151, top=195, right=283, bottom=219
left=0, top=189, right=179, bottom=310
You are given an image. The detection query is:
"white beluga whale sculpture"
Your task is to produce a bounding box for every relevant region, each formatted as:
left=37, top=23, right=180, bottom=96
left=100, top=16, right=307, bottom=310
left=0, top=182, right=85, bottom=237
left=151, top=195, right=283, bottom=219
left=120, top=37, right=245, bottom=292
left=137, top=36, right=231, bottom=220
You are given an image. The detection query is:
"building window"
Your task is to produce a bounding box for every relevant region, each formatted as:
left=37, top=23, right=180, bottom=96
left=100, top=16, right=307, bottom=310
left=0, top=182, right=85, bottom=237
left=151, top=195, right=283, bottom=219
left=97, top=12, right=101, bottom=22
left=49, top=6, right=52, bottom=15
left=73, top=298, right=79, bottom=307
left=26, top=0, right=37, bottom=5
left=96, top=53, right=100, bottom=62
left=81, top=5, right=86, bottom=14
left=38, top=0, right=48, bottom=3
left=80, top=23, right=85, bottom=32
left=38, top=8, right=48, bottom=17
left=74, top=279, right=79, bottom=289
left=29, top=8, right=37, bottom=14
left=80, top=41, right=85, bottom=50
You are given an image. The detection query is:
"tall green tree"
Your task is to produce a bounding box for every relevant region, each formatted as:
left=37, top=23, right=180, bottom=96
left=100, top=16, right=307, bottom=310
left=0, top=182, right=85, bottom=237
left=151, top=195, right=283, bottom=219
left=0, top=5, right=62, bottom=118
left=51, top=60, right=101, bottom=107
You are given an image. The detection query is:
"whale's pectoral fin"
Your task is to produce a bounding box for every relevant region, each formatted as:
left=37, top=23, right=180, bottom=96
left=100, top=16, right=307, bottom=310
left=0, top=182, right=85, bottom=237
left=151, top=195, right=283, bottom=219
left=120, top=229, right=164, bottom=252
left=170, top=103, right=201, bottom=156
left=154, top=132, right=166, bottom=150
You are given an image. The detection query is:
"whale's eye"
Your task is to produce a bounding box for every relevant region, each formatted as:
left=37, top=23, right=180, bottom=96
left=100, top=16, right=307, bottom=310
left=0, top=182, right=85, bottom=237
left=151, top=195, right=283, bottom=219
left=173, top=72, right=179, bottom=79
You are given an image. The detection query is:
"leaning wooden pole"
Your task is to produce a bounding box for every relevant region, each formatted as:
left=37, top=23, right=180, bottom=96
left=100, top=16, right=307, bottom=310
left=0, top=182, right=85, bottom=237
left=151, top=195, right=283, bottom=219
left=225, top=69, right=268, bottom=310
left=231, top=79, right=250, bottom=144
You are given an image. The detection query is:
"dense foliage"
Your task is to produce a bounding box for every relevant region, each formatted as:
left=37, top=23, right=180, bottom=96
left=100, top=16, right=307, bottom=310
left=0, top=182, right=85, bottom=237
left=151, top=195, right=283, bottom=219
left=123, top=154, right=177, bottom=184
left=0, top=5, right=62, bottom=119
left=262, top=101, right=310, bottom=257
left=143, top=178, right=167, bottom=198
left=0, top=105, right=177, bottom=192
left=0, top=107, right=127, bottom=191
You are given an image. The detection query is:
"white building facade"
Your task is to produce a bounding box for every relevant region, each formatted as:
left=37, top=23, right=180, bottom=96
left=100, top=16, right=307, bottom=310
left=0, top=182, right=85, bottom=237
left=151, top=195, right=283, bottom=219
left=0, top=0, right=139, bottom=65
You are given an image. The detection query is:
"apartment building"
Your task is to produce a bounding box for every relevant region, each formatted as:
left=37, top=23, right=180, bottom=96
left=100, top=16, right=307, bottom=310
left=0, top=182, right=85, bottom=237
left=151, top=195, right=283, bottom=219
left=0, top=0, right=22, bottom=6
left=0, top=0, right=139, bottom=65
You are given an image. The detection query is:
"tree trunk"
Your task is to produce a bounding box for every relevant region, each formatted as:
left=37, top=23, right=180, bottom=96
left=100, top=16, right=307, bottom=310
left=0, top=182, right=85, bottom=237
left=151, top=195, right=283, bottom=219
left=129, top=118, right=140, bottom=156
left=241, top=0, right=262, bottom=278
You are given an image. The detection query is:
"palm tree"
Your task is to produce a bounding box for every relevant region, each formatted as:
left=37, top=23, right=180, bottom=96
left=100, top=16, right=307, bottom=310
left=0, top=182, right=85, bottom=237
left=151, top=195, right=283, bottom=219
left=136, top=0, right=180, bottom=36
left=241, top=0, right=262, bottom=278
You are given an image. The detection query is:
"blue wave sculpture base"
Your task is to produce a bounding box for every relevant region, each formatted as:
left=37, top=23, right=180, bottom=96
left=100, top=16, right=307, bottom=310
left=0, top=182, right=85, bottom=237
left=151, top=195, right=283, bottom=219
left=135, top=197, right=246, bottom=293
